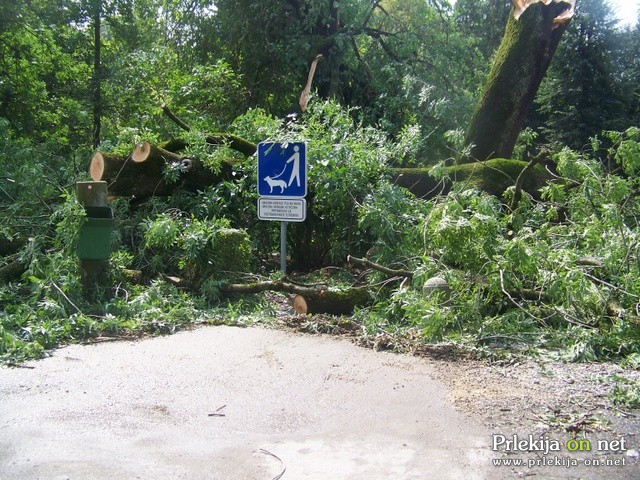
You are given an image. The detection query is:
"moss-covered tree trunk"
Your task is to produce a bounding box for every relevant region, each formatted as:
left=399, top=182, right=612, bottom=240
left=464, top=1, right=575, bottom=162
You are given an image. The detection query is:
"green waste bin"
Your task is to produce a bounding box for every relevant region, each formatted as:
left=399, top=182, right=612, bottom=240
left=77, top=206, right=114, bottom=260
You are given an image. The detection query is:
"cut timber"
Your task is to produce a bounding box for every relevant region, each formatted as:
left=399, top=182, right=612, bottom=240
left=222, top=280, right=372, bottom=315
left=293, top=295, right=308, bottom=314
left=89, top=152, right=129, bottom=186
left=132, top=141, right=187, bottom=169
left=90, top=142, right=232, bottom=198
left=90, top=149, right=172, bottom=197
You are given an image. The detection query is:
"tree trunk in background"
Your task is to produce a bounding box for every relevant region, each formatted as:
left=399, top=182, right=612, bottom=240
left=464, top=1, right=575, bottom=162
left=92, top=0, right=102, bottom=149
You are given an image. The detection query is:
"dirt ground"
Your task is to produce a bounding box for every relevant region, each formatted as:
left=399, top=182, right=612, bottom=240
left=278, top=312, right=640, bottom=479
left=1, top=321, right=639, bottom=480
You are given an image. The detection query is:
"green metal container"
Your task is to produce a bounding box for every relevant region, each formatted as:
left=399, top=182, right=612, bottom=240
left=77, top=207, right=114, bottom=260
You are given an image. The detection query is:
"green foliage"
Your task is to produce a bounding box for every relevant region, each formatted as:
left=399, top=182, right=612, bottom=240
left=0, top=1, right=93, bottom=152
left=357, top=182, right=429, bottom=265
left=141, top=212, right=252, bottom=290
left=609, top=375, right=640, bottom=409
left=191, top=101, right=406, bottom=268
left=2, top=0, right=640, bottom=368
left=291, top=102, right=395, bottom=265
left=0, top=190, right=226, bottom=363
left=355, top=135, right=640, bottom=363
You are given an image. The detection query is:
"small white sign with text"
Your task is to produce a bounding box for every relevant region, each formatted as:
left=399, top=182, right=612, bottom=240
left=258, top=197, right=307, bottom=222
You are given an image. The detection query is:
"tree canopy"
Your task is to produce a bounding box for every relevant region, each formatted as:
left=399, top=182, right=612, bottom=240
left=1, top=0, right=637, bottom=158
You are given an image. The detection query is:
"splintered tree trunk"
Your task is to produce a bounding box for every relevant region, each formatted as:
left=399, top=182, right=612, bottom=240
left=464, top=1, right=575, bottom=161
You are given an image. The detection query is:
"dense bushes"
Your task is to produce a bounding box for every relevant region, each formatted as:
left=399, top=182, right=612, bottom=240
left=358, top=127, right=640, bottom=363
left=2, top=106, right=640, bottom=366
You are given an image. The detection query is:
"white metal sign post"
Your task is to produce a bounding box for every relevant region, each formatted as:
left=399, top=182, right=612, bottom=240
left=257, top=142, right=307, bottom=273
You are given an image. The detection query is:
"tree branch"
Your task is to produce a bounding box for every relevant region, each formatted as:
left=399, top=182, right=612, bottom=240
left=161, top=102, right=191, bottom=132
left=347, top=255, right=413, bottom=278
left=222, top=279, right=372, bottom=315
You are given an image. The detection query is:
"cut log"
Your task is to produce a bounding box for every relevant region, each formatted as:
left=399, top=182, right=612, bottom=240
left=90, top=149, right=174, bottom=197
left=89, top=152, right=130, bottom=187
left=222, top=280, right=372, bottom=315
left=90, top=142, right=233, bottom=198
left=132, top=141, right=171, bottom=163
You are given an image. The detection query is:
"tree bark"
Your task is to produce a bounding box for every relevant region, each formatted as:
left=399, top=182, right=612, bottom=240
left=347, top=255, right=413, bottom=279
left=90, top=142, right=232, bottom=198
left=147, top=135, right=256, bottom=157
left=92, top=0, right=102, bottom=149
left=392, top=158, right=552, bottom=199
left=160, top=103, right=257, bottom=156
left=222, top=279, right=372, bottom=315
left=0, top=237, right=27, bottom=256
left=464, top=1, right=575, bottom=161
left=0, top=256, right=26, bottom=283
left=90, top=150, right=171, bottom=198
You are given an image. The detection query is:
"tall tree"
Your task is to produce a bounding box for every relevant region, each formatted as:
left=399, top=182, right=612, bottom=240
left=530, top=0, right=623, bottom=149
left=92, top=0, right=102, bottom=148
left=464, top=0, right=576, bottom=161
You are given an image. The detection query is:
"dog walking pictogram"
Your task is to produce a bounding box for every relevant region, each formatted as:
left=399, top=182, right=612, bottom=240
left=258, top=142, right=307, bottom=198
left=263, top=175, right=288, bottom=194
left=286, top=145, right=302, bottom=188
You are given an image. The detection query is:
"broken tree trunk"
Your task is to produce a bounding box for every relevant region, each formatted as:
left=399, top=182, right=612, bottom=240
left=90, top=142, right=233, bottom=198
left=464, top=0, right=575, bottom=161
left=392, top=158, right=552, bottom=199
left=222, top=280, right=372, bottom=315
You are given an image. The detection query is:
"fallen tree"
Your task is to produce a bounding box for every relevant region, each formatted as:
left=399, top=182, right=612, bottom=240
left=89, top=142, right=237, bottom=198
left=393, top=158, right=552, bottom=199
left=92, top=141, right=550, bottom=200
left=222, top=279, right=372, bottom=315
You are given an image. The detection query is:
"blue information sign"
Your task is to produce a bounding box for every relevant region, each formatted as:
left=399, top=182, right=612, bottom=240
left=257, top=142, right=307, bottom=198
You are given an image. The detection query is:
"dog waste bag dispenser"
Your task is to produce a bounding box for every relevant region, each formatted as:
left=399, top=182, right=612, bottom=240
left=76, top=182, right=113, bottom=260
